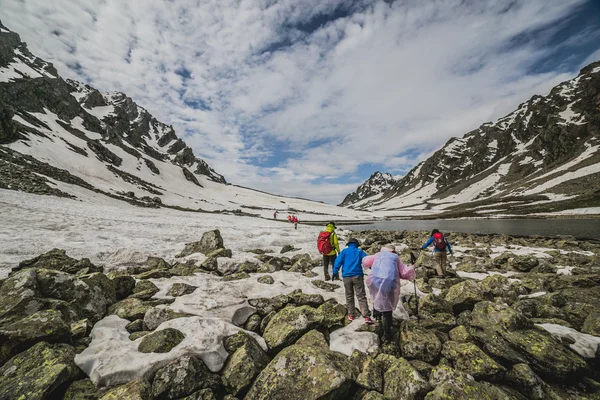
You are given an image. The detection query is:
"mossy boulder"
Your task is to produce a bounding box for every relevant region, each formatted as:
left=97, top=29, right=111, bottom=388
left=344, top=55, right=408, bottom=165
left=143, top=306, right=190, bottom=331
left=222, top=333, right=270, bottom=396
left=135, top=269, right=171, bottom=280
left=130, top=280, right=159, bottom=300
left=445, top=280, right=484, bottom=312
left=311, top=279, right=340, bottom=292
left=506, top=363, right=562, bottom=400
left=13, top=248, right=102, bottom=275
left=262, top=305, right=323, bottom=351
left=147, top=256, right=171, bottom=270
left=400, top=323, right=442, bottom=363
left=287, top=290, right=324, bottom=308
left=245, top=330, right=354, bottom=399
left=381, top=355, right=431, bottom=400
left=108, top=298, right=153, bottom=321
left=152, top=355, right=220, bottom=400
left=248, top=297, right=287, bottom=317
left=510, top=255, right=540, bottom=272
left=177, top=230, right=225, bottom=257
left=100, top=379, right=151, bottom=400
left=180, top=389, right=216, bottom=400
left=582, top=311, right=600, bottom=336
left=63, top=379, right=100, bottom=400
left=449, top=325, right=472, bottom=342
left=244, top=314, right=262, bottom=333
left=280, top=244, right=295, bottom=254
left=418, top=294, right=453, bottom=318
left=356, top=357, right=383, bottom=392
left=419, top=313, right=457, bottom=333
left=441, top=341, right=506, bottom=379
left=107, top=271, right=136, bottom=300
left=167, top=283, right=197, bottom=297
left=316, top=300, right=347, bottom=328
left=288, top=259, right=314, bottom=273
left=0, top=342, right=81, bottom=400
left=138, top=328, right=185, bottom=353
left=425, top=365, right=516, bottom=400
left=470, top=301, right=532, bottom=331
left=257, top=275, right=274, bottom=284
left=222, top=272, right=250, bottom=281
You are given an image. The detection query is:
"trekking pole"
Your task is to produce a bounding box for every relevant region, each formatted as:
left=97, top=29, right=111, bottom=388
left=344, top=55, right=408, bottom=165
left=413, top=249, right=422, bottom=321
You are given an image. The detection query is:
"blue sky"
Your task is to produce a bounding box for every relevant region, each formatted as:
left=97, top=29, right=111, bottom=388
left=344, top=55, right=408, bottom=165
left=2, top=0, right=600, bottom=204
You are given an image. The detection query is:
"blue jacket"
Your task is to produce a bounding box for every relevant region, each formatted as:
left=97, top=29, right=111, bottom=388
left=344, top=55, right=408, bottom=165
left=333, top=243, right=367, bottom=277
left=422, top=236, right=453, bottom=254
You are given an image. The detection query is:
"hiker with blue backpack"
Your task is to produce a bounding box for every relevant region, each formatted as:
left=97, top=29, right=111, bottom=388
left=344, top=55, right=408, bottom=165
left=363, top=244, right=416, bottom=341
left=333, top=238, right=374, bottom=325
left=421, top=229, right=453, bottom=278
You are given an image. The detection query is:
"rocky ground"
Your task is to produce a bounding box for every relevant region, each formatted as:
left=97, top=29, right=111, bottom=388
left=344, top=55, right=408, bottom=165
left=0, top=229, right=599, bottom=400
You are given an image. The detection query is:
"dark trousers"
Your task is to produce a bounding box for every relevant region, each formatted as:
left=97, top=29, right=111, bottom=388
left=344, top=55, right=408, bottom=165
left=343, top=276, right=370, bottom=318
left=323, top=254, right=336, bottom=279
left=373, top=309, right=393, bottom=340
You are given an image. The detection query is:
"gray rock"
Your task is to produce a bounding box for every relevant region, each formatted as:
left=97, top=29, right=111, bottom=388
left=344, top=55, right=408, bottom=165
left=138, top=328, right=185, bottom=353
left=143, top=306, right=190, bottom=331
left=152, top=355, right=220, bottom=400
left=167, top=283, right=198, bottom=297
left=222, top=333, right=270, bottom=396
left=232, top=306, right=258, bottom=327
left=257, top=275, right=274, bottom=284
left=107, top=271, right=136, bottom=300
left=177, top=230, right=225, bottom=257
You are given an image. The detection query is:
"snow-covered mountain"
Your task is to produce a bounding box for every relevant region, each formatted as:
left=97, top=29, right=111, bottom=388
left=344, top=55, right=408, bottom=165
left=0, top=21, right=366, bottom=219
left=339, top=171, right=398, bottom=207
left=343, top=61, right=600, bottom=216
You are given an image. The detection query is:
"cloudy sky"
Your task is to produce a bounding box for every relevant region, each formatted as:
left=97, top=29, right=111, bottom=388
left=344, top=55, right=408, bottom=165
left=2, top=0, right=600, bottom=203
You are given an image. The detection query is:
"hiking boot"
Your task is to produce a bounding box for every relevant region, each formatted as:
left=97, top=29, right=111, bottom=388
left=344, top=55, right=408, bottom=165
left=364, top=316, right=375, bottom=325
left=324, top=274, right=331, bottom=281
left=347, top=315, right=355, bottom=321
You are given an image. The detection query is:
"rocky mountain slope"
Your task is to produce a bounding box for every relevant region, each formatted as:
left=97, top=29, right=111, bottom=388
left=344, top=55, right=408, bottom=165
left=343, top=62, right=600, bottom=216
left=0, top=20, right=360, bottom=218
left=339, top=171, right=398, bottom=207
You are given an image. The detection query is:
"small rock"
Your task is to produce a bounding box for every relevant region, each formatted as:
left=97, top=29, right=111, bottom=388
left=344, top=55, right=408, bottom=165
left=222, top=272, right=250, bottom=281
left=130, top=280, right=160, bottom=300
left=167, top=283, right=197, bottom=297
left=280, top=244, right=295, bottom=254
left=311, top=279, right=340, bottom=292
left=138, top=328, right=185, bottom=353
left=257, top=275, right=274, bottom=284
left=63, top=379, right=100, bottom=400
left=152, top=355, right=220, bottom=399
left=100, top=379, right=151, bottom=400
left=144, top=306, right=190, bottom=331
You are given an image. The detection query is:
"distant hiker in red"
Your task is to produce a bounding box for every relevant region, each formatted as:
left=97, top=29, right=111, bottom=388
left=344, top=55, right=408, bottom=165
left=287, top=215, right=292, bottom=223
left=421, top=229, right=453, bottom=278
left=273, top=210, right=278, bottom=219
left=292, top=215, right=299, bottom=229
left=317, top=222, right=340, bottom=280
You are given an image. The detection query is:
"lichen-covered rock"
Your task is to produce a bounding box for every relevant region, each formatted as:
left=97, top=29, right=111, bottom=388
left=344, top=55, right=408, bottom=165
left=152, top=355, right=220, bottom=400
left=418, top=294, right=453, bottom=318
left=63, top=379, right=100, bottom=400
left=14, top=248, right=102, bottom=275
left=445, top=280, right=484, bottom=312
left=316, top=300, right=347, bottom=328
left=257, top=275, right=274, bottom=284
left=262, top=305, right=323, bottom=351
left=180, top=389, right=216, bottom=400
left=135, top=269, right=171, bottom=280
left=0, top=342, right=81, bottom=400
left=582, top=311, right=600, bottom=336
left=167, top=282, right=197, bottom=297
left=288, top=259, right=314, bottom=273
left=382, top=355, right=430, bottom=400
left=441, top=341, right=505, bottom=379
left=177, top=230, right=225, bottom=257
left=471, top=301, right=532, bottom=331
left=126, top=319, right=144, bottom=333
left=130, top=280, right=160, bottom=300
left=222, top=333, right=270, bottom=396
left=280, top=244, right=295, bottom=254
left=71, top=318, right=92, bottom=339
left=356, top=357, right=383, bottom=392
left=424, top=366, right=517, bottom=400
left=311, top=279, right=340, bottom=292
left=480, top=274, right=518, bottom=299
left=400, top=323, right=442, bottom=363
left=501, top=328, right=588, bottom=380
left=143, top=306, right=190, bottom=331
left=108, top=298, right=153, bottom=321
left=147, top=256, right=171, bottom=270
left=419, top=313, right=457, bottom=333
left=137, top=328, right=185, bottom=353
left=107, top=271, right=136, bottom=300
left=449, top=325, right=471, bottom=342
left=506, top=363, right=562, bottom=400
left=206, top=248, right=233, bottom=259
left=100, top=379, right=151, bottom=400
left=248, top=297, right=287, bottom=317
left=511, top=255, right=539, bottom=272
left=303, top=271, right=318, bottom=278
left=244, top=314, right=262, bottom=333
left=245, top=330, right=354, bottom=400
left=222, top=272, right=250, bottom=281
left=361, top=391, right=386, bottom=400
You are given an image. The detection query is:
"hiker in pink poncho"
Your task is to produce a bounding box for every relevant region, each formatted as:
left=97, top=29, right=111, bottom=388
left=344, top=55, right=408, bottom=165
left=362, top=244, right=416, bottom=341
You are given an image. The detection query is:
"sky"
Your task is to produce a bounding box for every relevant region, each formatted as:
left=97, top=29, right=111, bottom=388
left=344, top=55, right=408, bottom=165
left=1, top=0, right=600, bottom=204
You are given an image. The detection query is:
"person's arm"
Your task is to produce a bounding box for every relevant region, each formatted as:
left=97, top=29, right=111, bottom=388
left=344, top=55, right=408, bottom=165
left=421, top=237, right=433, bottom=250
left=333, top=250, right=344, bottom=276
left=446, top=240, right=453, bottom=254
left=333, top=233, right=341, bottom=254
left=398, top=258, right=416, bottom=281
left=362, top=254, right=376, bottom=269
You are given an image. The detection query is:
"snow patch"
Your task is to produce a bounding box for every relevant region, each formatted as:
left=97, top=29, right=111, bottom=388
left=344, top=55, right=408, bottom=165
left=329, top=320, right=379, bottom=356
left=536, top=323, right=600, bottom=359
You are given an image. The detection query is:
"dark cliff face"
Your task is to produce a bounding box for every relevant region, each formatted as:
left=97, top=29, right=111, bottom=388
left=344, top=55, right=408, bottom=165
left=338, top=171, right=397, bottom=206
left=0, top=20, right=226, bottom=203
left=343, top=61, right=600, bottom=215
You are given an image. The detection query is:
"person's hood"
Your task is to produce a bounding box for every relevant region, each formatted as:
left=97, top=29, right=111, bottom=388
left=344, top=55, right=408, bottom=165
left=325, top=224, right=336, bottom=232
left=346, top=239, right=359, bottom=247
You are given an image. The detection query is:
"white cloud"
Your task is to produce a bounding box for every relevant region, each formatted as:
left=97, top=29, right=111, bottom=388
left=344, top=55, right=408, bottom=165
left=1, top=0, right=597, bottom=204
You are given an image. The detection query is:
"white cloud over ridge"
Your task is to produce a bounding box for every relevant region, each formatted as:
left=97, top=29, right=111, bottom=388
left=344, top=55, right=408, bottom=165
left=1, top=0, right=598, bottom=203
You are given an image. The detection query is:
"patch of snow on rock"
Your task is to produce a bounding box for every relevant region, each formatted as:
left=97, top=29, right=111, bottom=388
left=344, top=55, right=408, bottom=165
left=537, top=323, right=600, bottom=358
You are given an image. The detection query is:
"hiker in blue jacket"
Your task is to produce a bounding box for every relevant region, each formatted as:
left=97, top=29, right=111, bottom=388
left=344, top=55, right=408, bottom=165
left=333, top=238, right=374, bottom=324
left=421, top=229, right=453, bottom=278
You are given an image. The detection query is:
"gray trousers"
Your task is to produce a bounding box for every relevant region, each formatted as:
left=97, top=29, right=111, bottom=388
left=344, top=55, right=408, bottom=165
left=343, top=276, right=370, bottom=318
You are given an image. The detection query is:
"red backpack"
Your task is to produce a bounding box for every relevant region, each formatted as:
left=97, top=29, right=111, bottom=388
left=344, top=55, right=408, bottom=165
left=317, top=231, right=333, bottom=254
left=433, top=232, right=447, bottom=251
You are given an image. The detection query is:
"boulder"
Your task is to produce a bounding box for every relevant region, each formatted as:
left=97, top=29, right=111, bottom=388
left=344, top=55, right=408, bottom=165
left=287, top=290, right=325, bottom=308
left=63, top=379, right=100, bottom=400
left=232, top=306, right=258, bottom=327
left=511, top=255, right=540, bottom=272
left=0, top=342, right=81, bottom=400
left=126, top=319, right=145, bottom=333
left=445, top=280, right=484, bottom=312
left=381, top=355, right=431, bottom=400
left=244, top=314, right=262, bottom=333
left=222, top=272, right=250, bottom=281
left=245, top=330, right=354, bottom=399
left=108, top=298, right=153, bottom=321
left=361, top=391, right=386, bottom=400
left=582, top=311, right=600, bottom=336
left=506, top=363, right=562, bottom=400
left=280, top=244, right=295, bottom=254
left=14, top=248, right=102, bottom=275
left=356, top=357, right=383, bottom=392
left=424, top=365, right=517, bottom=400
left=311, top=279, right=340, bottom=292
left=470, top=301, right=532, bottom=331
left=248, top=298, right=287, bottom=317
left=138, top=328, right=185, bottom=353
left=222, top=333, right=270, bottom=396
left=107, top=271, right=136, bottom=300
left=288, top=259, right=314, bottom=273
left=257, top=275, right=274, bottom=284
left=400, top=323, right=442, bottom=363
left=419, top=313, right=457, bottom=333
left=100, top=379, right=151, bottom=400
left=152, top=355, right=220, bottom=400
left=144, top=306, right=190, bottom=331
left=317, top=300, right=347, bottom=328
left=177, top=230, right=225, bottom=257
left=135, top=269, right=171, bottom=280
left=147, top=256, right=171, bottom=270
left=181, top=389, right=216, bottom=400
left=262, top=305, right=323, bottom=351
left=418, top=294, right=453, bottom=318
left=448, top=325, right=471, bottom=342
left=71, top=318, right=93, bottom=339
left=167, top=283, right=198, bottom=297
left=130, top=280, right=160, bottom=300
left=441, top=341, right=506, bottom=379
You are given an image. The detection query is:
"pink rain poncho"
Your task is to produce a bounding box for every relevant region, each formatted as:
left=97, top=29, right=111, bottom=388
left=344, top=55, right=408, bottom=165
left=363, top=248, right=416, bottom=312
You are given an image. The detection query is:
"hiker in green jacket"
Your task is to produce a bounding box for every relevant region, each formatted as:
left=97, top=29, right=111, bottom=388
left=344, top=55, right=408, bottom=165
left=317, top=222, right=340, bottom=280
